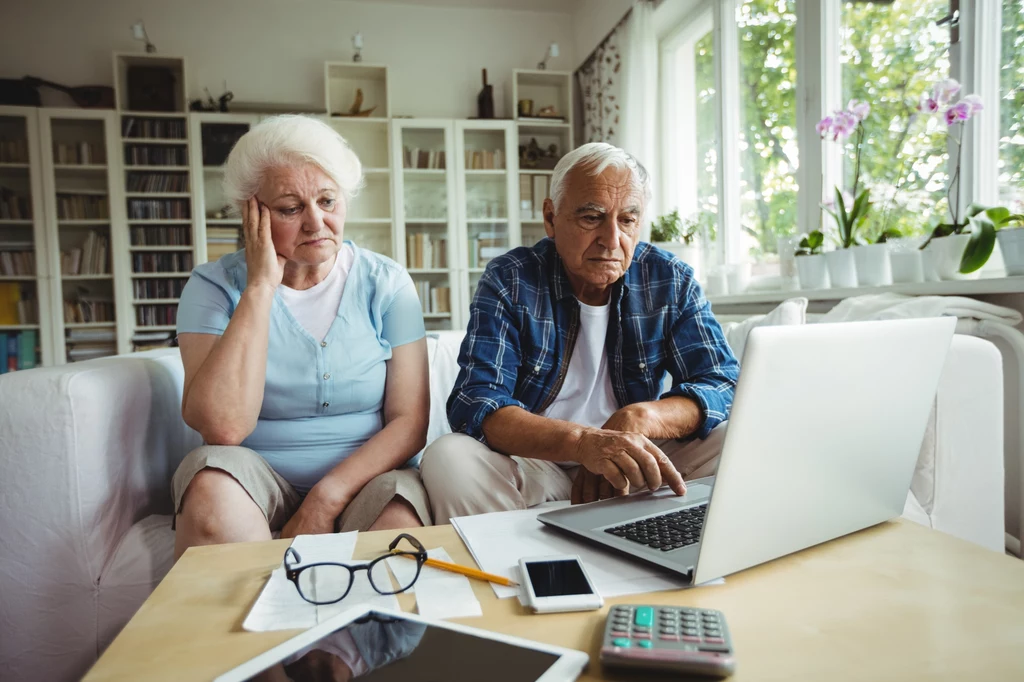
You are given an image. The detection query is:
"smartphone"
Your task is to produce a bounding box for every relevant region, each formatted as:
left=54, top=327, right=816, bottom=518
left=518, top=554, right=604, bottom=614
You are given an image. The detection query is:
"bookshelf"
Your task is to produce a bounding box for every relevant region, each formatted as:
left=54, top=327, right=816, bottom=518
left=391, top=119, right=459, bottom=330
left=37, top=108, right=127, bottom=363
left=0, top=106, right=52, bottom=372
left=113, top=53, right=195, bottom=351
left=325, top=63, right=389, bottom=119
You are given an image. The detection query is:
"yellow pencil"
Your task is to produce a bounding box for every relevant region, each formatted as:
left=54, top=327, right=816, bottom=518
left=391, top=550, right=519, bottom=587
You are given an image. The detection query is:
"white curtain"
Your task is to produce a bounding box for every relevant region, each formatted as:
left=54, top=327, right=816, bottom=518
left=620, top=0, right=659, bottom=195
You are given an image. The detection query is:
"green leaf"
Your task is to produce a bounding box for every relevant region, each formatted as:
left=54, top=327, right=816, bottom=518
left=984, top=206, right=1011, bottom=225
left=806, top=230, right=824, bottom=251
left=964, top=202, right=989, bottom=219
left=834, top=187, right=851, bottom=246
left=960, top=215, right=996, bottom=274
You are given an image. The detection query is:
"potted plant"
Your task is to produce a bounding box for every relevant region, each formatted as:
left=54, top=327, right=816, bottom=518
left=917, top=79, right=993, bottom=280
left=650, top=209, right=705, bottom=279
left=818, top=100, right=872, bottom=288
left=994, top=211, right=1024, bottom=276
left=794, top=230, right=830, bottom=289
left=854, top=229, right=900, bottom=287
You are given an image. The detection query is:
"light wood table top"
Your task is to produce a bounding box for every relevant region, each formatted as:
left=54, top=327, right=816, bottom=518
left=84, top=519, right=1024, bottom=681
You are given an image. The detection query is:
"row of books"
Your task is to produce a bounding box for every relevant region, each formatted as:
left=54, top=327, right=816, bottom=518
left=131, top=225, right=192, bottom=246
left=53, top=142, right=105, bottom=166
left=1, top=188, right=30, bottom=220
left=0, top=283, right=36, bottom=324
left=133, top=252, right=194, bottom=273
left=207, top=226, right=240, bottom=262
left=127, top=172, right=189, bottom=193
left=414, top=281, right=451, bottom=314
left=61, top=230, right=109, bottom=275
left=0, top=137, right=29, bottom=164
left=0, top=248, right=34, bottom=276
left=136, top=304, right=177, bottom=327
left=468, top=232, right=507, bottom=268
left=465, top=148, right=505, bottom=170
left=132, top=329, right=174, bottom=352
left=124, top=146, right=187, bottom=166
left=0, top=331, right=37, bottom=373
left=405, top=233, right=447, bottom=269
left=57, top=193, right=109, bottom=220
left=128, top=198, right=190, bottom=220
left=403, top=148, right=446, bottom=170
left=519, top=173, right=551, bottom=221
left=122, top=117, right=186, bottom=140
left=65, top=327, right=117, bottom=363
left=133, top=278, right=187, bottom=299
left=64, top=294, right=115, bottom=324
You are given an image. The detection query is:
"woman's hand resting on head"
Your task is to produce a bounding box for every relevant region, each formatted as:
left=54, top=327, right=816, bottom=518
left=243, top=196, right=286, bottom=291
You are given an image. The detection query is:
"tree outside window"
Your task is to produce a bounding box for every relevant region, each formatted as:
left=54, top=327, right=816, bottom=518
left=1000, top=0, right=1024, bottom=213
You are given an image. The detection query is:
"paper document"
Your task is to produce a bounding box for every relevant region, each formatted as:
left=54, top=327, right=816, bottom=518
left=452, top=504, right=720, bottom=599
left=243, top=532, right=399, bottom=632
left=386, top=548, right=483, bottom=620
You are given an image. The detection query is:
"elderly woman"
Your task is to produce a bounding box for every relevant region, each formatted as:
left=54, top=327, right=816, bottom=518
left=172, top=115, right=430, bottom=559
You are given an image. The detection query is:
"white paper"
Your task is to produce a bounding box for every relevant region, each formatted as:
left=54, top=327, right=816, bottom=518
left=386, top=548, right=483, bottom=620
left=451, top=504, right=715, bottom=599
left=243, top=531, right=399, bottom=632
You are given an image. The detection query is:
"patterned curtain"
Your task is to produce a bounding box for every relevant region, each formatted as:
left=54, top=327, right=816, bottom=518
left=576, top=24, right=624, bottom=145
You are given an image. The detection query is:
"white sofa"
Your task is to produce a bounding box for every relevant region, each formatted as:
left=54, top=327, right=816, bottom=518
left=0, top=326, right=1006, bottom=682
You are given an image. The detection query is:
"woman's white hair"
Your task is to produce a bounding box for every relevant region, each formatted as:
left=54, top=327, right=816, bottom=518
left=548, top=142, right=652, bottom=212
left=222, top=114, right=363, bottom=208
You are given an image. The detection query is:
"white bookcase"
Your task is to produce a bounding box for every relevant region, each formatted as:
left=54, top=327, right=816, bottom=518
left=37, top=107, right=128, bottom=362
left=0, top=105, right=52, bottom=369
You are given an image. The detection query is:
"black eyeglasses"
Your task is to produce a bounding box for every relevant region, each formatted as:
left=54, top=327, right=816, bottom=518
left=284, top=533, right=427, bottom=605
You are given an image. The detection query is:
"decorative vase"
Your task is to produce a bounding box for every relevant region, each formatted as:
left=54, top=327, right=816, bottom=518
left=825, top=249, right=857, bottom=288
left=852, top=243, right=893, bottom=287
left=997, top=227, right=1024, bottom=276
left=890, top=250, right=925, bottom=283
left=927, top=233, right=980, bottom=281
left=796, top=254, right=830, bottom=289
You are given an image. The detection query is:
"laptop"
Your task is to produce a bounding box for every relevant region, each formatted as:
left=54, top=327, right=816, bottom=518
left=538, top=317, right=956, bottom=586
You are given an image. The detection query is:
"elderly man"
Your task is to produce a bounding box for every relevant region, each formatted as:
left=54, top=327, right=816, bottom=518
left=420, top=142, right=739, bottom=522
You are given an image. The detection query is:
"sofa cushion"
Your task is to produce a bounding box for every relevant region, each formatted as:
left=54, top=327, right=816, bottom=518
left=719, top=297, right=808, bottom=362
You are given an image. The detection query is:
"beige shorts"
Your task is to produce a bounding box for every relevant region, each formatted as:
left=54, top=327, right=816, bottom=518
left=171, top=445, right=432, bottom=531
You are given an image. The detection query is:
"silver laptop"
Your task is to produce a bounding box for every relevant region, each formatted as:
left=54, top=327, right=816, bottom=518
left=538, top=317, right=956, bottom=585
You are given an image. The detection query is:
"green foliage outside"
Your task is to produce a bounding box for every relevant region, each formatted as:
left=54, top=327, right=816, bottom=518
left=1001, top=0, right=1024, bottom=213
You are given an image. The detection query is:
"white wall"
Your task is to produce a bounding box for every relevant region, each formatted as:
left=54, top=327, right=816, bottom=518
left=0, top=0, right=576, bottom=119
left=571, top=0, right=632, bottom=68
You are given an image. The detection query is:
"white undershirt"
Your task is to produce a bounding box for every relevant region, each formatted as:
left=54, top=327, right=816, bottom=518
left=277, top=243, right=354, bottom=342
left=541, top=299, right=619, bottom=434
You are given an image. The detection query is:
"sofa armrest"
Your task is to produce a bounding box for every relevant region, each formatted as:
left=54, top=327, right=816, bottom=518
left=0, top=349, right=200, bottom=681
left=909, top=334, right=1005, bottom=552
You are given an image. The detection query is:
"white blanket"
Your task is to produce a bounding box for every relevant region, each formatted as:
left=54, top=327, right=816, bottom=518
left=819, top=293, right=1022, bottom=326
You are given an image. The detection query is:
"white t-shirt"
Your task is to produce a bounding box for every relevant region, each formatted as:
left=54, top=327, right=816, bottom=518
left=541, top=299, right=619, bottom=433
left=278, top=243, right=355, bottom=342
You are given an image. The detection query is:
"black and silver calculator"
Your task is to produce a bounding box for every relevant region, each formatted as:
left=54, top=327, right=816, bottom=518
left=599, top=604, right=736, bottom=678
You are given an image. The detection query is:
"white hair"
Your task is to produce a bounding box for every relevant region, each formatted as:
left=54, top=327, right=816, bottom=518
left=548, top=142, right=652, bottom=213
left=222, top=114, right=363, bottom=208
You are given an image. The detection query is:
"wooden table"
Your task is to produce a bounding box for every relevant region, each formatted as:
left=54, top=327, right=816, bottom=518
left=84, top=519, right=1024, bottom=681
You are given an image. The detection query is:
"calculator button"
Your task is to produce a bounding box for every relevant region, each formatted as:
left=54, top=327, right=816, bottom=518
left=638, top=640, right=653, bottom=649
left=682, top=636, right=701, bottom=642
left=633, top=632, right=652, bottom=639
left=699, top=644, right=731, bottom=653
left=705, top=637, right=725, bottom=644
left=659, top=634, right=680, bottom=642
left=634, top=607, right=654, bottom=627
left=612, top=638, right=632, bottom=647
left=611, top=631, right=629, bottom=638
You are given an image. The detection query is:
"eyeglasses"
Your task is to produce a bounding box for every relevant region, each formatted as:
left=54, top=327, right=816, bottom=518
left=284, top=533, right=427, bottom=605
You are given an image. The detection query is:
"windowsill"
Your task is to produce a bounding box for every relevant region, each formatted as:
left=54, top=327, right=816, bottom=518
left=708, top=274, right=1024, bottom=306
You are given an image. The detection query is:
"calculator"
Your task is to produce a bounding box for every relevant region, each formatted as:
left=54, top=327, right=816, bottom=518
left=599, top=604, right=736, bottom=678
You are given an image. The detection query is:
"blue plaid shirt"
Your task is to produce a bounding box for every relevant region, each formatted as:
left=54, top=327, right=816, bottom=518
left=447, top=238, right=739, bottom=443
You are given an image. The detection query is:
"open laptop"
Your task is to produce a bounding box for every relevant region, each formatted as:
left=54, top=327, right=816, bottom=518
left=538, top=317, right=956, bottom=586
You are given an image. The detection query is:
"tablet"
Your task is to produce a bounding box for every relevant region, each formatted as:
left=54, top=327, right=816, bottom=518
left=215, top=606, right=589, bottom=682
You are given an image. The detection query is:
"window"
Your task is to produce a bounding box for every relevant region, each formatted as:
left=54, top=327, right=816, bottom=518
left=840, top=0, right=951, bottom=239
left=695, top=31, right=720, bottom=268
left=736, top=0, right=798, bottom=273
left=1000, top=0, right=1024, bottom=213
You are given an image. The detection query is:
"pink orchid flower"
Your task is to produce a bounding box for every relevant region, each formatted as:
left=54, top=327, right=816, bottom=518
left=961, top=94, right=984, bottom=114
left=816, top=116, right=833, bottom=137
left=847, top=99, right=871, bottom=121
left=933, top=78, right=961, bottom=105
left=918, top=94, right=939, bottom=113
left=831, top=111, right=859, bottom=140
left=945, top=101, right=973, bottom=125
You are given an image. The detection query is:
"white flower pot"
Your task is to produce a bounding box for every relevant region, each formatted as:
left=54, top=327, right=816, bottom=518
left=825, top=249, right=857, bottom=288
left=997, top=228, right=1024, bottom=276
left=890, top=250, right=925, bottom=283
left=654, top=242, right=702, bottom=281
left=927, top=233, right=980, bottom=281
left=796, top=254, right=830, bottom=289
left=852, top=244, right=893, bottom=287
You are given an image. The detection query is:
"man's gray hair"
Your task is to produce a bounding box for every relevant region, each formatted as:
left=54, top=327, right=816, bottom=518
left=548, top=142, right=652, bottom=212
left=222, top=114, right=364, bottom=208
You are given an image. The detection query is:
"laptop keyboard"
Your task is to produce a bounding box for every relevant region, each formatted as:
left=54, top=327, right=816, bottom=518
left=603, top=503, right=707, bottom=552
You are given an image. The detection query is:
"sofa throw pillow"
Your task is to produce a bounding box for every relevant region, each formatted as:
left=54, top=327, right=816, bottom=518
left=721, top=297, right=807, bottom=363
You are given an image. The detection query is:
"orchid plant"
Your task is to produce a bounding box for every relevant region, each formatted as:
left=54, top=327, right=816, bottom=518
left=794, top=229, right=824, bottom=256
left=818, top=100, right=872, bottom=249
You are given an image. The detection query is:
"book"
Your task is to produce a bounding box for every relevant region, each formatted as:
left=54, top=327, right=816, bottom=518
left=0, top=283, right=20, bottom=325
left=0, top=333, right=6, bottom=374
left=6, top=333, right=16, bottom=372
left=532, top=175, right=548, bottom=220
left=18, top=330, right=35, bottom=369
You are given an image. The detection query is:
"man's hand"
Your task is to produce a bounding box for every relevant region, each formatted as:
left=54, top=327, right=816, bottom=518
left=571, top=467, right=629, bottom=504
left=572, top=427, right=687, bottom=498
left=280, top=487, right=346, bottom=539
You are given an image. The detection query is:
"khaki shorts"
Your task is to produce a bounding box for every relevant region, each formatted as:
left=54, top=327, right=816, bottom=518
left=171, top=445, right=432, bottom=532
